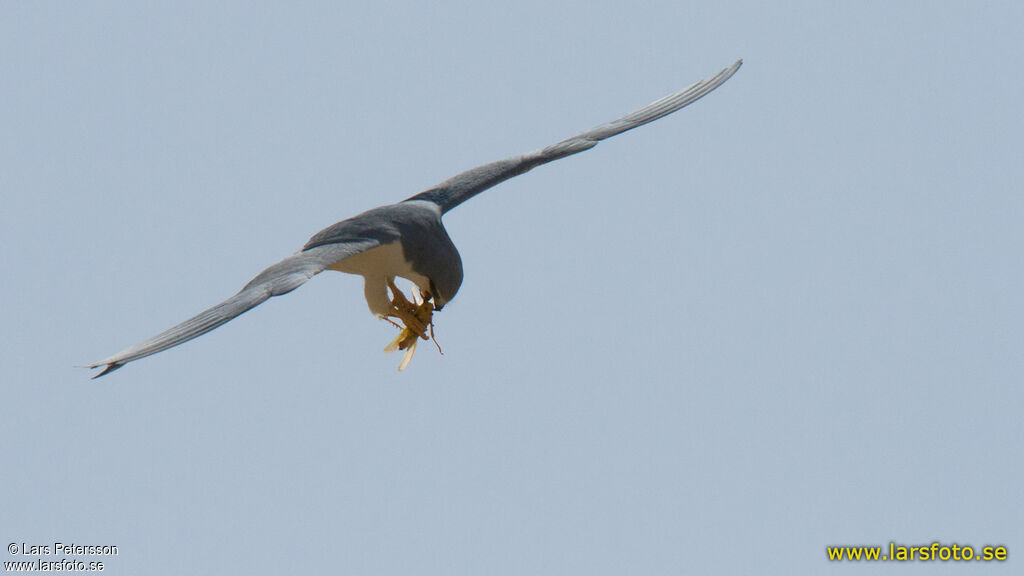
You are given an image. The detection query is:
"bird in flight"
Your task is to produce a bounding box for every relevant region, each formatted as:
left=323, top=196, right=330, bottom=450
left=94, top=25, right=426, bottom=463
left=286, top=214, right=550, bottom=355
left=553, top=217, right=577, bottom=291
left=88, top=59, right=742, bottom=377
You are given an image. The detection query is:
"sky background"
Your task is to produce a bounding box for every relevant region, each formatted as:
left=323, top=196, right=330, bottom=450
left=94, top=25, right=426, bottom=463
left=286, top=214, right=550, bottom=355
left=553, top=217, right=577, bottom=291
left=2, top=1, right=1021, bottom=574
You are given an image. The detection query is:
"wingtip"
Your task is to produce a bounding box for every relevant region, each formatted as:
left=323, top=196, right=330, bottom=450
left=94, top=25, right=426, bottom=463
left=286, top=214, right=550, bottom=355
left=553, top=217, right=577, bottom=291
left=87, top=362, right=124, bottom=379
left=707, top=59, right=742, bottom=86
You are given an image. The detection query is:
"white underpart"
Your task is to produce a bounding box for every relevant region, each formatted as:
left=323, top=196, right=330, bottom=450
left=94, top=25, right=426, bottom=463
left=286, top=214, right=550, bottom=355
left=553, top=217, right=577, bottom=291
left=326, top=242, right=431, bottom=317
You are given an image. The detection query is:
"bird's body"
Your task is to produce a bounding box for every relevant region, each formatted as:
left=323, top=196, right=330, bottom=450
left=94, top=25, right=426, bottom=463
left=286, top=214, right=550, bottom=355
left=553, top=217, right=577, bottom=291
left=314, top=200, right=461, bottom=317
left=88, top=59, right=742, bottom=377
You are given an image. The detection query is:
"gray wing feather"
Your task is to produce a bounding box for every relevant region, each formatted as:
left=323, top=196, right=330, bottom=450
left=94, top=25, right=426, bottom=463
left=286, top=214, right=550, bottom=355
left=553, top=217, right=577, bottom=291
left=87, top=240, right=377, bottom=378
left=408, top=59, right=742, bottom=213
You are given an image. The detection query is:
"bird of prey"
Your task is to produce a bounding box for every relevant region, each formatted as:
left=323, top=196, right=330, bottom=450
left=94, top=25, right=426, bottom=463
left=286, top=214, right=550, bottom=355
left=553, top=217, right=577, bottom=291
left=88, top=59, right=742, bottom=377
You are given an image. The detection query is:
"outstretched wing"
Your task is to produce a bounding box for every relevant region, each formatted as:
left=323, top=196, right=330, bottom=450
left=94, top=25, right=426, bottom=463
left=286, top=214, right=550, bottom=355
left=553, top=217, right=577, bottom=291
left=408, top=59, right=742, bottom=214
left=87, top=240, right=378, bottom=378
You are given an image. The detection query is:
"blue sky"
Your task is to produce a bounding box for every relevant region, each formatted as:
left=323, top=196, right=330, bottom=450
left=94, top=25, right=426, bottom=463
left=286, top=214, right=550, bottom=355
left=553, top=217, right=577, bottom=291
left=2, top=2, right=1021, bottom=574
